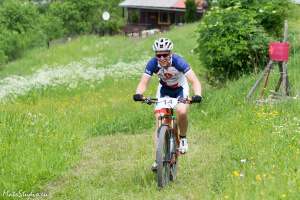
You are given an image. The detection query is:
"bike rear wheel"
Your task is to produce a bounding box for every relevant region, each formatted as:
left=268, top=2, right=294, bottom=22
left=169, top=130, right=178, bottom=181
left=156, top=125, right=171, bottom=188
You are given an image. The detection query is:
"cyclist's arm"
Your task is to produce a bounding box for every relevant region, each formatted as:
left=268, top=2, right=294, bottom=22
left=185, top=69, right=202, bottom=96
left=135, top=74, right=151, bottom=94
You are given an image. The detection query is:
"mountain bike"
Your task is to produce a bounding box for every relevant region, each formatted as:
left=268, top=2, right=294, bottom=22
left=137, top=96, right=197, bottom=188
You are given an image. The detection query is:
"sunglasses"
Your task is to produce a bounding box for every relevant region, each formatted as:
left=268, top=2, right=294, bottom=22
left=156, top=53, right=170, bottom=59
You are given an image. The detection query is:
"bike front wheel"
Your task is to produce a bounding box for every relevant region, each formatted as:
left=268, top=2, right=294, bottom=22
left=156, top=125, right=171, bottom=188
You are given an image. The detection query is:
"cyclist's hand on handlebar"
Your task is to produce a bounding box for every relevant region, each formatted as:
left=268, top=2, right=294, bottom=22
left=191, top=95, right=202, bottom=103
left=133, top=94, right=144, bottom=101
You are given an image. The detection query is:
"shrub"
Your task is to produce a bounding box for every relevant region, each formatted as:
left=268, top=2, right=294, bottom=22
left=216, top=0, right=290, bottom=37
left=0, top=27, right=23, bottom=64
left=48, top=0, right=103, bottom=35
left=0, top=0, right=40, bottom=34
left=217, top=0, right=240, bottom=8
left=95, top=0, right=124, bottom=34
left=205, top=0, right=213, bottom=8
left=196, top=7, right=271, bottom=84
left=94, top=6, right=125, bottom=35
left=47, top=1, right=81, bottom=35
left=0, top=0, right=46, bottom=64
left=0, top=0, right=125, bottom=65
left=40, top=13, right=65, bottom=42
left=185, top=0, right=197, bottom=23
left=252, top=0, right=290, bottom=37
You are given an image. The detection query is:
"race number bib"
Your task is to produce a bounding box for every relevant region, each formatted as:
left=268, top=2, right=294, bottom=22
left=155, top=97, right=178, bottom=110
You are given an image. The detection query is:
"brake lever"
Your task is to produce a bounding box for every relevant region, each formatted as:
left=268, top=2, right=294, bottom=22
left=178, top=97, right=191, bottom=104
left=144, top=97, right=152, bottom=105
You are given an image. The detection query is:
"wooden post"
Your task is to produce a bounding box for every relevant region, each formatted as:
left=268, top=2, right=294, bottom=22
left=281, top=20, right=289, bottom=96
left=247, top=20, right=290, bottom=100
left=246, top=60, right=273, bottom=100
left=275, top=63, right=283, bottom=92
left=260, top=63, right=273, bottom=99
left=282, top=61, right=290, bottom=95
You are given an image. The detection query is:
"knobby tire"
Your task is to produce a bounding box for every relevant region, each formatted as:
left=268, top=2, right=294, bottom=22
left=156, top=125, right=171, bottom=188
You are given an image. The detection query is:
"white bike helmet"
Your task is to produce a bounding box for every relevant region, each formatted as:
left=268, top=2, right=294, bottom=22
left=152, top=38, right=173, bottom=52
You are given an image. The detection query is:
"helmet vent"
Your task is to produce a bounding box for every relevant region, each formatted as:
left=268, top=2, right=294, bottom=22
left=152, top=38, right=173, bottom=52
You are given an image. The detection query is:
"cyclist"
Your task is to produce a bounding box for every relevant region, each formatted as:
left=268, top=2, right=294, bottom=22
left=133, top=38, right=202, bottom=170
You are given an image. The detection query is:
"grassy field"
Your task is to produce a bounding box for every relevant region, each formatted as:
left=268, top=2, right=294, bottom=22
left=0, top=5, right=300, bottom=200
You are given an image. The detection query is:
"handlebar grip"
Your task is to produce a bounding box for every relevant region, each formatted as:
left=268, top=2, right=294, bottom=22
left=133, top=94, right=144, bottom=101
left=191, top=95, right=202, bottom=103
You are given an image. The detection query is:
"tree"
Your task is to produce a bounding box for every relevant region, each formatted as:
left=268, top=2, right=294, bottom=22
left=48, top=0, right=102, bottom=35
left=185, top=0, right=197, bottom=23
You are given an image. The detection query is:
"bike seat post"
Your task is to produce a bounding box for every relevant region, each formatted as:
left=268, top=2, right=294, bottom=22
left=171, top=109, right=174, bottom=116
left=158, top=115, right=163, bottom=127
left=164, top=115, right=172, bottom=125
left=171, top=115, right=176, bottom=129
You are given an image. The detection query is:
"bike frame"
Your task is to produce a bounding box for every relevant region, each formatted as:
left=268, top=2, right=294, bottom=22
left=156, top=108, right=180, bottom=151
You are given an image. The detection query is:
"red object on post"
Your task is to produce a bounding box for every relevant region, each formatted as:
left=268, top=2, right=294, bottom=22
left=269, top=42, right=289, bottom=61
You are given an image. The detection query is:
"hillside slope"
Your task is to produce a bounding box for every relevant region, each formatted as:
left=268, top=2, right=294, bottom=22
left=0, top=5, right=300, bottom=200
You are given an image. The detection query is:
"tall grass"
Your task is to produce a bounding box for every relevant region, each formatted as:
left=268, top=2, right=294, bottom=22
left=0, top=22, right=203, bottom=194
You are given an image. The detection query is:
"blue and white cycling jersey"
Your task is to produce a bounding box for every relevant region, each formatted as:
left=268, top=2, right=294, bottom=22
left=144, top=54, right=191, bottom=88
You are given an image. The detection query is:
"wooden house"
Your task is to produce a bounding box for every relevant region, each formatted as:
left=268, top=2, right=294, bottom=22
left=119, top=0, right=207, bottom=34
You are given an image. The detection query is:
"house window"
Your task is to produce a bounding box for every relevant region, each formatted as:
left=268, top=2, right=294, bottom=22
left=158, top=12, right=170, bottom=25
left=175, top=13, right=184, bottom=24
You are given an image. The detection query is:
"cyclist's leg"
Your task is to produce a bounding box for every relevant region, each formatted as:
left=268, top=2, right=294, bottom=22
left=176, top=104, right=189, bottom=154
left=176, top=82, right=189, bottom=137
left=176, top=103, right=189, bottom=137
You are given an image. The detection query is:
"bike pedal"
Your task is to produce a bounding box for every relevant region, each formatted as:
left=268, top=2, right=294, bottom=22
left=177, top=150, right=186, bottom=155
left=151, top=167, right=158, bottom=173
left=151, top=162, right=158, bottom=172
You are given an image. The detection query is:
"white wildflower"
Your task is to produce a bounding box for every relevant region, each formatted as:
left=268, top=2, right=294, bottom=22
left=213, top=22, right=219, bottom=27
left=0, top=57, right=148, bottom=102
left=201, top=110, right=208, bottom=116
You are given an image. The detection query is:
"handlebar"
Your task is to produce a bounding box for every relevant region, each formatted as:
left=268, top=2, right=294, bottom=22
left=137, top=97, right=197, bottom=105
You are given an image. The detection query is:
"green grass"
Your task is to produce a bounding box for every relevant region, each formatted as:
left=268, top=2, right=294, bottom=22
left=0, top=23, right=202, bottom=79
left=0, top=5, right=300, bottom=200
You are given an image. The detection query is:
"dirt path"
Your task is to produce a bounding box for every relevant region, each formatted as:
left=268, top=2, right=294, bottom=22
left=41, top=130, right=223, bottom=200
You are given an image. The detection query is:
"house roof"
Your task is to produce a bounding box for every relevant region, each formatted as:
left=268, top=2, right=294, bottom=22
left=119, top=0, right=204, bottom=12
left=120, top=0, right=179, bottom=8
left=173, top=0, right=186, bottom=9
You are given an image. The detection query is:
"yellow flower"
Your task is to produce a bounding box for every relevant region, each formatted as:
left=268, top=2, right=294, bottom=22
left=256, top=174, right=262, bottom=182
left=271, top=111, right=279, bottom=116
left=232, top=171, right=240, bottom=177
